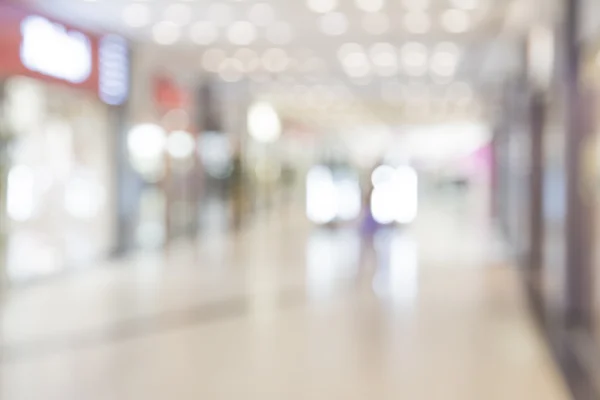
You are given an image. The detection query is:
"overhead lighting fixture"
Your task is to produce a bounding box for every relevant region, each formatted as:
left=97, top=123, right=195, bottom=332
left=307, top=0, right=338, bottom=14
left=403, top=11, right=431, bottom=34
left=370, top=42, right=398, bottom=76
left=441, top=9, right=470, bottom=33
left=227, top=21, right=257, bottom=45
left=319, top=12, right=349, bottom=36
left=355, top=0, right=385, bottom=13
left=122, top=4, right=151, bottom=28
left=247, top=102, right=282, bottom=143
left=400, top=42, right=428, bottom=76
left=164, top=3, right=192, bottom=26
left=189, top=21, right=218, bottom=45
left=248, top=3, right=276, bottom=27
left=362, top=12, right=390, bottom=35
left=152, top=21, right=181, bottom=45
left=266, top=21, right=293, bottom=45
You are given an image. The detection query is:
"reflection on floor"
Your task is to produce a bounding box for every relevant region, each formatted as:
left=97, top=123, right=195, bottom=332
left=0, top=203, right=569, bottom=399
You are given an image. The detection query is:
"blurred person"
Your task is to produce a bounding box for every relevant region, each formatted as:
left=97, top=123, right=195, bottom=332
left=357, top=166, right=384, bottom=278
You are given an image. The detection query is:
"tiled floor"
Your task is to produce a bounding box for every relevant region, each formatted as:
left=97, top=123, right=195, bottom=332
left=0, top=201, right=570, bottom=399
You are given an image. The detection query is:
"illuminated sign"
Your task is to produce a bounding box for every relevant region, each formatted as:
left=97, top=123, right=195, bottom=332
left=20, top=16, right=92, bottom=84
left=99, top=34, right=129, bottom=105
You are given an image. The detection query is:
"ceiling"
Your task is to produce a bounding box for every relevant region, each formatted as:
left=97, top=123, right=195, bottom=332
left=20, top=0, right=526, bottom=129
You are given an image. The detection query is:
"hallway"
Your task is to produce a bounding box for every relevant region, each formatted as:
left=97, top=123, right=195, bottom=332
left=0, top=203, right=569, bottom=399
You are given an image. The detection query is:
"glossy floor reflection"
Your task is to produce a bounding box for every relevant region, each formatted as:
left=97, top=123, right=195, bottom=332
left=0, top=202, right=569, bottom=399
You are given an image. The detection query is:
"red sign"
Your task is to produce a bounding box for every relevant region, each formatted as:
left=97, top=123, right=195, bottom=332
left=0, top=2, right=100, bottom=93
left=153, top=75, right=190, bottom=110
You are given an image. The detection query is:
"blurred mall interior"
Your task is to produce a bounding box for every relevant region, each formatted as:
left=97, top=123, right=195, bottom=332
left=0, top=0, right=599, bottom=398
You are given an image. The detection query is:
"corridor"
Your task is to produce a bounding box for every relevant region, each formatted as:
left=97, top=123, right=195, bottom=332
left=0, top=201, right=569, bottom=399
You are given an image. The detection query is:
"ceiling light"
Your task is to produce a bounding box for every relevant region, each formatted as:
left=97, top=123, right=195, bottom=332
left=266, top=21, right=293, bottom=45
left=207, top=3, right=234, bottom=27
left=402, top=0, right=429, bottom=10
left=152, top=21, right=181, bottom=45
left=441, top=9, right=470, bottom=33
left=247, top=102, right=282, bottom=143
left=319, top=12, right=348, bottom=36
left=164, top=3, right=192, bottom=26
left=307, top=0, right=338, bottom=14
left=430, top=52, right=458, bottom=77
left=202, top=48, right=227, bottom=72
left=369, top=43, right=398, bottom=76
left=190, top=21, right=218, bottom=45
left=167, top=131, right=196, bottom=159
left=341, top=52, right=370, bottom=78
left=401, top=42, right=428, bottom=66
left=248, top=3, right=276, bottom=27
left=404, top=11, right=430, bottom=34
left=227, top=21, right=257, bottom=45
left=218, top=58, right=244, bottom=82
left=362, top=12, right=390, bottom=35
left=400, top=42, right=428, bottom=76
left=122, top=4, right=151, bottom=28
left=355, top=0, right=385, bottom=13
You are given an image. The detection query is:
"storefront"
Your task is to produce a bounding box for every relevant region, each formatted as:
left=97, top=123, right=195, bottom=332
left=0, top=3, right=129, bottom=282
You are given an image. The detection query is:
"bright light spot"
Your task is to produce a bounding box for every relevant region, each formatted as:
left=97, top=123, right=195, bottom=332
left=307, top=0, right=338, bottom=14
left=370, top=165, right=418, bottom=224
left=64, top=173, right=105, bottom=219
left=355, top=0, right=385, bottom=12
left=164, top=3, right=192, bottom=26
left=190, top=21, right=218, bottom=45
left=152, top=21, right=181, bottom=45
left=441, top=9, right=470, bottom=33
left=404, top=11, right=431, bottom=34
left=7, top=166, right=36, bottom=221
left=306, top=166, right=337, bottom=224
left=319, top=12, right=348, bottom=36
left=394, top=165, right=418, bottom=223
left=336, top=179, right=362, bottom=221
left=362, top=12, right=390, bottom=35
left=430, top=42, right=460, bottom=77
left=20, top=16, right=92, bottom=84
left=202, top=48, right=227, bottom=72
left=167, top=130, right=196, bottom=159
left=122, top=4, right=151, bottom=27
left=371, top=165, right=396, bottom=187
left=265, top=21, right=293, bottom=44
left=127, top=123, right=167, bottom=161
left=227, top=21, right=257, bottom=45
left=247, top=102, right=281, bottom=143
left=370, top=43, right=398, bottom=77
left=248, top=3, right=276, bottom=26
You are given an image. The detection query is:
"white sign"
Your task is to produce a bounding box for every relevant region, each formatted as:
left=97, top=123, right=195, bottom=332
left=99, top=34, right=129, bottom=105
left=20, top=16, right=92, bottom=84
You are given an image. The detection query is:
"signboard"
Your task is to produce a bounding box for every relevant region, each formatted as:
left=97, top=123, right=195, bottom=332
left=0, top=2, right=128, bottom=104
